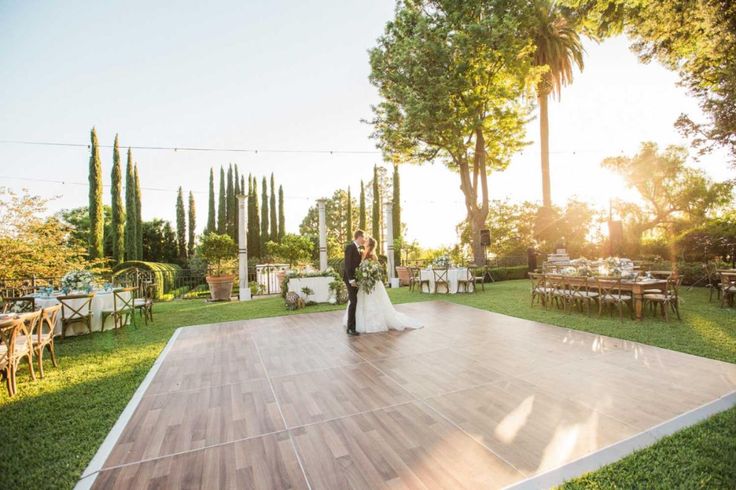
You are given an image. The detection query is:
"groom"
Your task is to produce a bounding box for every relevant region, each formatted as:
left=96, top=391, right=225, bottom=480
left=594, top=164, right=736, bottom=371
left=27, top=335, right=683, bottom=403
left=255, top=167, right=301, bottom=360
left=343, top=229, right=365, bottom=336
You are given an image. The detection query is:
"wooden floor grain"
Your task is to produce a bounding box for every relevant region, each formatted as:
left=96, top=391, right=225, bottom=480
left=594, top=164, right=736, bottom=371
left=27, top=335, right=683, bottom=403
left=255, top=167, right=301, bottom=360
left=90, top=301, right=736, bottom=489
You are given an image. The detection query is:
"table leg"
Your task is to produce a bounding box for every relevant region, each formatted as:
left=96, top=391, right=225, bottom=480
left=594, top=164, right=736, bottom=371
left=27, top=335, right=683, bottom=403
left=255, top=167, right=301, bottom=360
left=635, top=294, right=643, bottom=320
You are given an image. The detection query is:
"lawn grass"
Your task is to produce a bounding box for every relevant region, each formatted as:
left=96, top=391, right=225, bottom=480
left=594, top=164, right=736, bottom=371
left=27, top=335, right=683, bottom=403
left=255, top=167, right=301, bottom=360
left=0, top=280, right=733, bottom=488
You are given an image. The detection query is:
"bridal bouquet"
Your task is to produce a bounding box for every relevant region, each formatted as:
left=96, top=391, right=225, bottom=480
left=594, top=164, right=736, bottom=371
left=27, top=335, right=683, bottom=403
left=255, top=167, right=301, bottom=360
left=355, top=260, right=384, bottom=294
left=61, top=270, right=95, bottom=292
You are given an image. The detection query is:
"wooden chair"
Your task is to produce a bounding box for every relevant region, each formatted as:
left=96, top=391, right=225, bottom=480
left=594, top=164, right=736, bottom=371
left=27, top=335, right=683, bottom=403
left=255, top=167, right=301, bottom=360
left=395, top=266, right=411, bottom=287
left=58, top=294, right=94, bottom=338
left=0, top=311, right=38, bottom=396
left=705, top=262, right=721, bottom=303
left=644, top=276, right=682, bottom=321
left=1, top=296, right=35, bottom=314
left=473, top=267, right=486, bottom=291
left=596, top=278, right=633, bottom=322
left=33, top=304, right=61, bottom=377
left=432, top=267, right=450, bottom=294
left=719, top=273, right=736, bottom=308
left=545, top=274, right=567, bottom=310
left=457, top=268, right=474, bottom=293
left=567, top=277, right=598, bottom=316
left=134, top=283, right=154, bottom=324
left=529, top=273, right=550, bottom=308
left=409, top=267, right=430, bottom=293
left=101, top=288, right=136, bottom=331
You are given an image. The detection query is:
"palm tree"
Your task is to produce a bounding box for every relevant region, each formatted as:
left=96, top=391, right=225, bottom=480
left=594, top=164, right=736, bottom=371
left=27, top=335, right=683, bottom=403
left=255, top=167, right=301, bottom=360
left=532, top=1, right=585, bottom=209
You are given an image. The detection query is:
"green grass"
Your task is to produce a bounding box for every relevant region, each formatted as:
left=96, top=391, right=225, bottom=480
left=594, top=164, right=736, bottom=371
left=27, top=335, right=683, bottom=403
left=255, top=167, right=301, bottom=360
left=0, top=280, right=733, bottom=489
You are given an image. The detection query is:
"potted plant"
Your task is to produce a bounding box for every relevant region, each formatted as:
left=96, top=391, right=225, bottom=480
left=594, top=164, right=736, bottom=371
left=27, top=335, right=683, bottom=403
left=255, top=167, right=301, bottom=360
left=198, top=232, right=238, bottom=301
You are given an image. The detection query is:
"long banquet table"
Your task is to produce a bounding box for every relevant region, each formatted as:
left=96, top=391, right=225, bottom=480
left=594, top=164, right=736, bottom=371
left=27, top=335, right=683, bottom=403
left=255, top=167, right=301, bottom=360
left=32, top=291, right=132, bottom=336
left=547, top=275, right=668, bottom=321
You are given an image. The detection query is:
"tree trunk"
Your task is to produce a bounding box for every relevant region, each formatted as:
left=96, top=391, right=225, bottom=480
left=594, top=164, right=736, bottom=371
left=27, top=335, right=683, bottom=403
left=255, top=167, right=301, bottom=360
left=458, top=128, right=490, bottom=266
left=539, top=91, right=552, bottom=209
left=469, top=209, right=486, bottom=266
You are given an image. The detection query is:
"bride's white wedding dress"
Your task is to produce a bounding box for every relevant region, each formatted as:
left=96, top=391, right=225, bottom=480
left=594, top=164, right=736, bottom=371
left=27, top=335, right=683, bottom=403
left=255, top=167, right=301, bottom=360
left=343, top=280, right=423, bottom=333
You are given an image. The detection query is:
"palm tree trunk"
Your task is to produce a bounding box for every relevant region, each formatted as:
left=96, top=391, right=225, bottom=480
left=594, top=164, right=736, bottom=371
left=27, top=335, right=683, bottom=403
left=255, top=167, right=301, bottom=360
left=539, top=91, right=552, bottom=208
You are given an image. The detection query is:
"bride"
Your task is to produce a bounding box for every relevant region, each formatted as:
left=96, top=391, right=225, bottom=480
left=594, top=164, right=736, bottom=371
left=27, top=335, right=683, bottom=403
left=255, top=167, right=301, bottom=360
left=344, top=236, right=423, bottom=334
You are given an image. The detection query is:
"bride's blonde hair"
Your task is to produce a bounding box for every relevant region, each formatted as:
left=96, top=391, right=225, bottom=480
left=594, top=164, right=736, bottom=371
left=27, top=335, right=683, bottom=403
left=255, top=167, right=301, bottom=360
left=363, top=237, right=378, bottom=261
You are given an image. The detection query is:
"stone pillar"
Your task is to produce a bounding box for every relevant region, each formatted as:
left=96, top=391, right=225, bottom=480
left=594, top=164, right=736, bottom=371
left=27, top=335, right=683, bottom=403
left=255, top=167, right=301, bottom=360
left=238, top=195, right=251, bottom=301
left=384, top=201, right=395, bottom=280
left=318, top=199, right=328, bottom=271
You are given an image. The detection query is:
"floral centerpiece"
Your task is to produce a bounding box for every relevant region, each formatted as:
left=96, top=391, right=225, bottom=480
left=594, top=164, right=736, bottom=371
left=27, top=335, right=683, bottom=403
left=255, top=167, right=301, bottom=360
left=432, top=255, right=451, bottom=268
left=61, top=270, right=95, bottom=292
left=355, top=260, right=384, bottom=294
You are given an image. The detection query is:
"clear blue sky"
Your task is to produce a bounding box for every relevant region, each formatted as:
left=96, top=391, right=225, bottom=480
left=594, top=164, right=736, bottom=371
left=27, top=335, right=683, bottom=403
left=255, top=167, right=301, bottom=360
left=0, top=1, right=729, bottom=247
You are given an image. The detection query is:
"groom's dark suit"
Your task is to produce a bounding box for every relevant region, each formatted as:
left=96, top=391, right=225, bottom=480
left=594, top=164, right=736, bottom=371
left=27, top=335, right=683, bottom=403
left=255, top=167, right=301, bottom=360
left=343, top=241, right=361, bottom=333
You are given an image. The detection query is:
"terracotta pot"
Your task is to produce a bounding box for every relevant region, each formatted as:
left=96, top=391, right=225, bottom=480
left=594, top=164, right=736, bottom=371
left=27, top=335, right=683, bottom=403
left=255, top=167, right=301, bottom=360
left=206, top=275, right=234, bottom=301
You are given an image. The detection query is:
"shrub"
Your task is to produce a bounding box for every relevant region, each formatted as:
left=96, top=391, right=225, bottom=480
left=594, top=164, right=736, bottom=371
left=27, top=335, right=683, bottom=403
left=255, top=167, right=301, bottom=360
left=198, top=233, right=237, bottom=276
left=112, top=261, right=182, bottom=299
left=486, top=265, right=529, bottom=282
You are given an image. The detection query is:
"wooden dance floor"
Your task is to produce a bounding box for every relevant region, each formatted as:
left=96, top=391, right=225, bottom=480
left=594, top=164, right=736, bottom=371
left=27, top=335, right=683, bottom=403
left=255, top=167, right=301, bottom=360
left=78, top=301, right=736, bottom=489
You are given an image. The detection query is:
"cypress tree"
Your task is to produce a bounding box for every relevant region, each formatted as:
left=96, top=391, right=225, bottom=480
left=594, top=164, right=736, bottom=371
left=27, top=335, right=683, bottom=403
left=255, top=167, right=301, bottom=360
left=226, top=164, right=235, bottom=238
left=251, top=175, right=261, bottom=257
left=260, top=176, right=269, bottom=253
left=110, top=134, right=125, bottom=263
left=188, top=191, right=196, bottom=257
left=217, top=166, right=226, bottom=234
left=278, top=185, right=285, bottom=241
left=392, top=164, right=401, bottom=266
left=206, top=167, right=216, bottom=233
left=176, top=187, right=186, bottom=260
left=135, top=164, right=143, bottom=260
left=346, top=187, right=353, bottom=242
left=233, top=165, right=240, bottom=241
left=269, top=173, right=277, bottom=241
left=88, top=128, right=104, bottom=259
left=124, top=148, right=137, bottom=260
left=359, top=180, right=366, bottom=230
left=372, top=165, right=380, bottom=253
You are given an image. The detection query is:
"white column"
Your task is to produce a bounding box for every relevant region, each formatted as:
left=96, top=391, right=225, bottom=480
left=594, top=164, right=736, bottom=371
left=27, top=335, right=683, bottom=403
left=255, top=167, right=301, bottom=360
left=317, top=199, right=328, bottom=271
left=238, top=195, right=251, bottom=301
left=384, top=201, right=395, bottom=280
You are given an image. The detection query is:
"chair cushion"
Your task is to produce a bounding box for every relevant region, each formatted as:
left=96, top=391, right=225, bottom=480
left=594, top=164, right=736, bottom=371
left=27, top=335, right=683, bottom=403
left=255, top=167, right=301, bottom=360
left=133, top=298, right=147, bottom=306
left=643, top=293, right=672, bottom=300
left=602, top=294, right=631, bottom=301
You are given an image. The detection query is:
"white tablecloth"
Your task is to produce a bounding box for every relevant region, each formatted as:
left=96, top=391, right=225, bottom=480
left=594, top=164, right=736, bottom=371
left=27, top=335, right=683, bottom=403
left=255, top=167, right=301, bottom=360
left=287, top=277, right=335, bottom=304
left=34, top=291, right=132, bottom=336
left=420, top=268, right=470, bottom=294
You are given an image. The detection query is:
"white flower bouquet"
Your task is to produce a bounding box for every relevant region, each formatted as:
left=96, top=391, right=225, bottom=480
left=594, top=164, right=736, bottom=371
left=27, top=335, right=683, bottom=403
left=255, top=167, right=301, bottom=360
left=433, top=255, right=451, bottom=268
left=61, top=270, right=96, bottom=292
left=355, top=260, right=384, bottom=294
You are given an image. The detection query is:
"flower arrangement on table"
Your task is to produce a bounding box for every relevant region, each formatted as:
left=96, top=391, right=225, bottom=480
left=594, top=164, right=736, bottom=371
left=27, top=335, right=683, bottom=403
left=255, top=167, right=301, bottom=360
left=432, top=255, right=451, bottom=268
left=60, top=270, right=96, bottom=293
left=355, top=260, right=384, bottom=294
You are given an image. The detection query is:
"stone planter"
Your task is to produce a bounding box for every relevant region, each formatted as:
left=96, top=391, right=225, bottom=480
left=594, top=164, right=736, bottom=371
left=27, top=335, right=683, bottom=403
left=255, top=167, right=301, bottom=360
left=206, top=275, right=234, bottom=301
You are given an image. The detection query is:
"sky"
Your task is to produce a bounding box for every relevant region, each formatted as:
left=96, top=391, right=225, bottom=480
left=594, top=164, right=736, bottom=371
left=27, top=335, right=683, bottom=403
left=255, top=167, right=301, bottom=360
left=0, top=0, right=730, bottom=249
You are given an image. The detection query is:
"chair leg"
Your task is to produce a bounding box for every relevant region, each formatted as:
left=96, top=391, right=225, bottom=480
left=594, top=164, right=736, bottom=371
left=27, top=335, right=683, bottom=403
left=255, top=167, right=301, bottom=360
left=27, top=353, right=36, bottom=382
left=48, top=342, right=59, bottom=367
left=4, top=368, right=12, bottom=397
left=36, top=347, right=44, bottom=379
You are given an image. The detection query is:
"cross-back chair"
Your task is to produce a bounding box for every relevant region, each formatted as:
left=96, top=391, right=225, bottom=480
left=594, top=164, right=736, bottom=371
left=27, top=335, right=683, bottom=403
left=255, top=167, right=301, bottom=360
left=57, top=294, right=94, bottom=338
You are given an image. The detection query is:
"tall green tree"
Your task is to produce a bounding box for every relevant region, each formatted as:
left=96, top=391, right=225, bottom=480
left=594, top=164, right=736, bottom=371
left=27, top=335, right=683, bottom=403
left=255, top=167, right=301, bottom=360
left=217, top=166, right=226, bottom=234
left=226, top=164, right=235, bottom=239
left=299, top=189, right=358, bottom=260
left=206, top=167, right=216, bottom=233
left=392, top=164, right=401, bottom=266
left=87, top=128, right=104, bottom=259
left=176, top=187, right=186, bottom=260
left=233, top=165, right=240, bottom=241
left=584, top=0, right=736, bottom=163
left=250, top=175, right=261, bottom=257
left=346, top=187, right=353, bottom=241
left=371, top=165, right=381, bottom=253
left=278, top=184, right=285, bottom=241
left=359, top=180, right=366, bottom=230
left=531, top=0, right=585, bottom=209
left=110, top=134, right=125, bottom=263
left=124, top=148, right=138, bottom=260
left=188, top=191, right=196, bottom=257
left=369, top=0, right=538, bottom=264
left=135, top=165, right=143, bottom=260
left=260, top=176, right=269, bottom=254
left=140, top=219, right=178, bottom=263
left=270, top=173, right=278, bottom=241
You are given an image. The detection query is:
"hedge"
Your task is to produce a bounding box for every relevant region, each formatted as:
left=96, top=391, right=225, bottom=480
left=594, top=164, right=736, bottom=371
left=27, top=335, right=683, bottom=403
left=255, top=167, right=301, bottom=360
left=485, top=265, right=529, bottom=282
left=112, top=261, right=182, bottom=299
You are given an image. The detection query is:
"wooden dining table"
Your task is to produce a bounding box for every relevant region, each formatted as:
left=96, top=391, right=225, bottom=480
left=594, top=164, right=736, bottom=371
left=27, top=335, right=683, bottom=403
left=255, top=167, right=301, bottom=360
left=549, top=275, right=668, bottom=321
